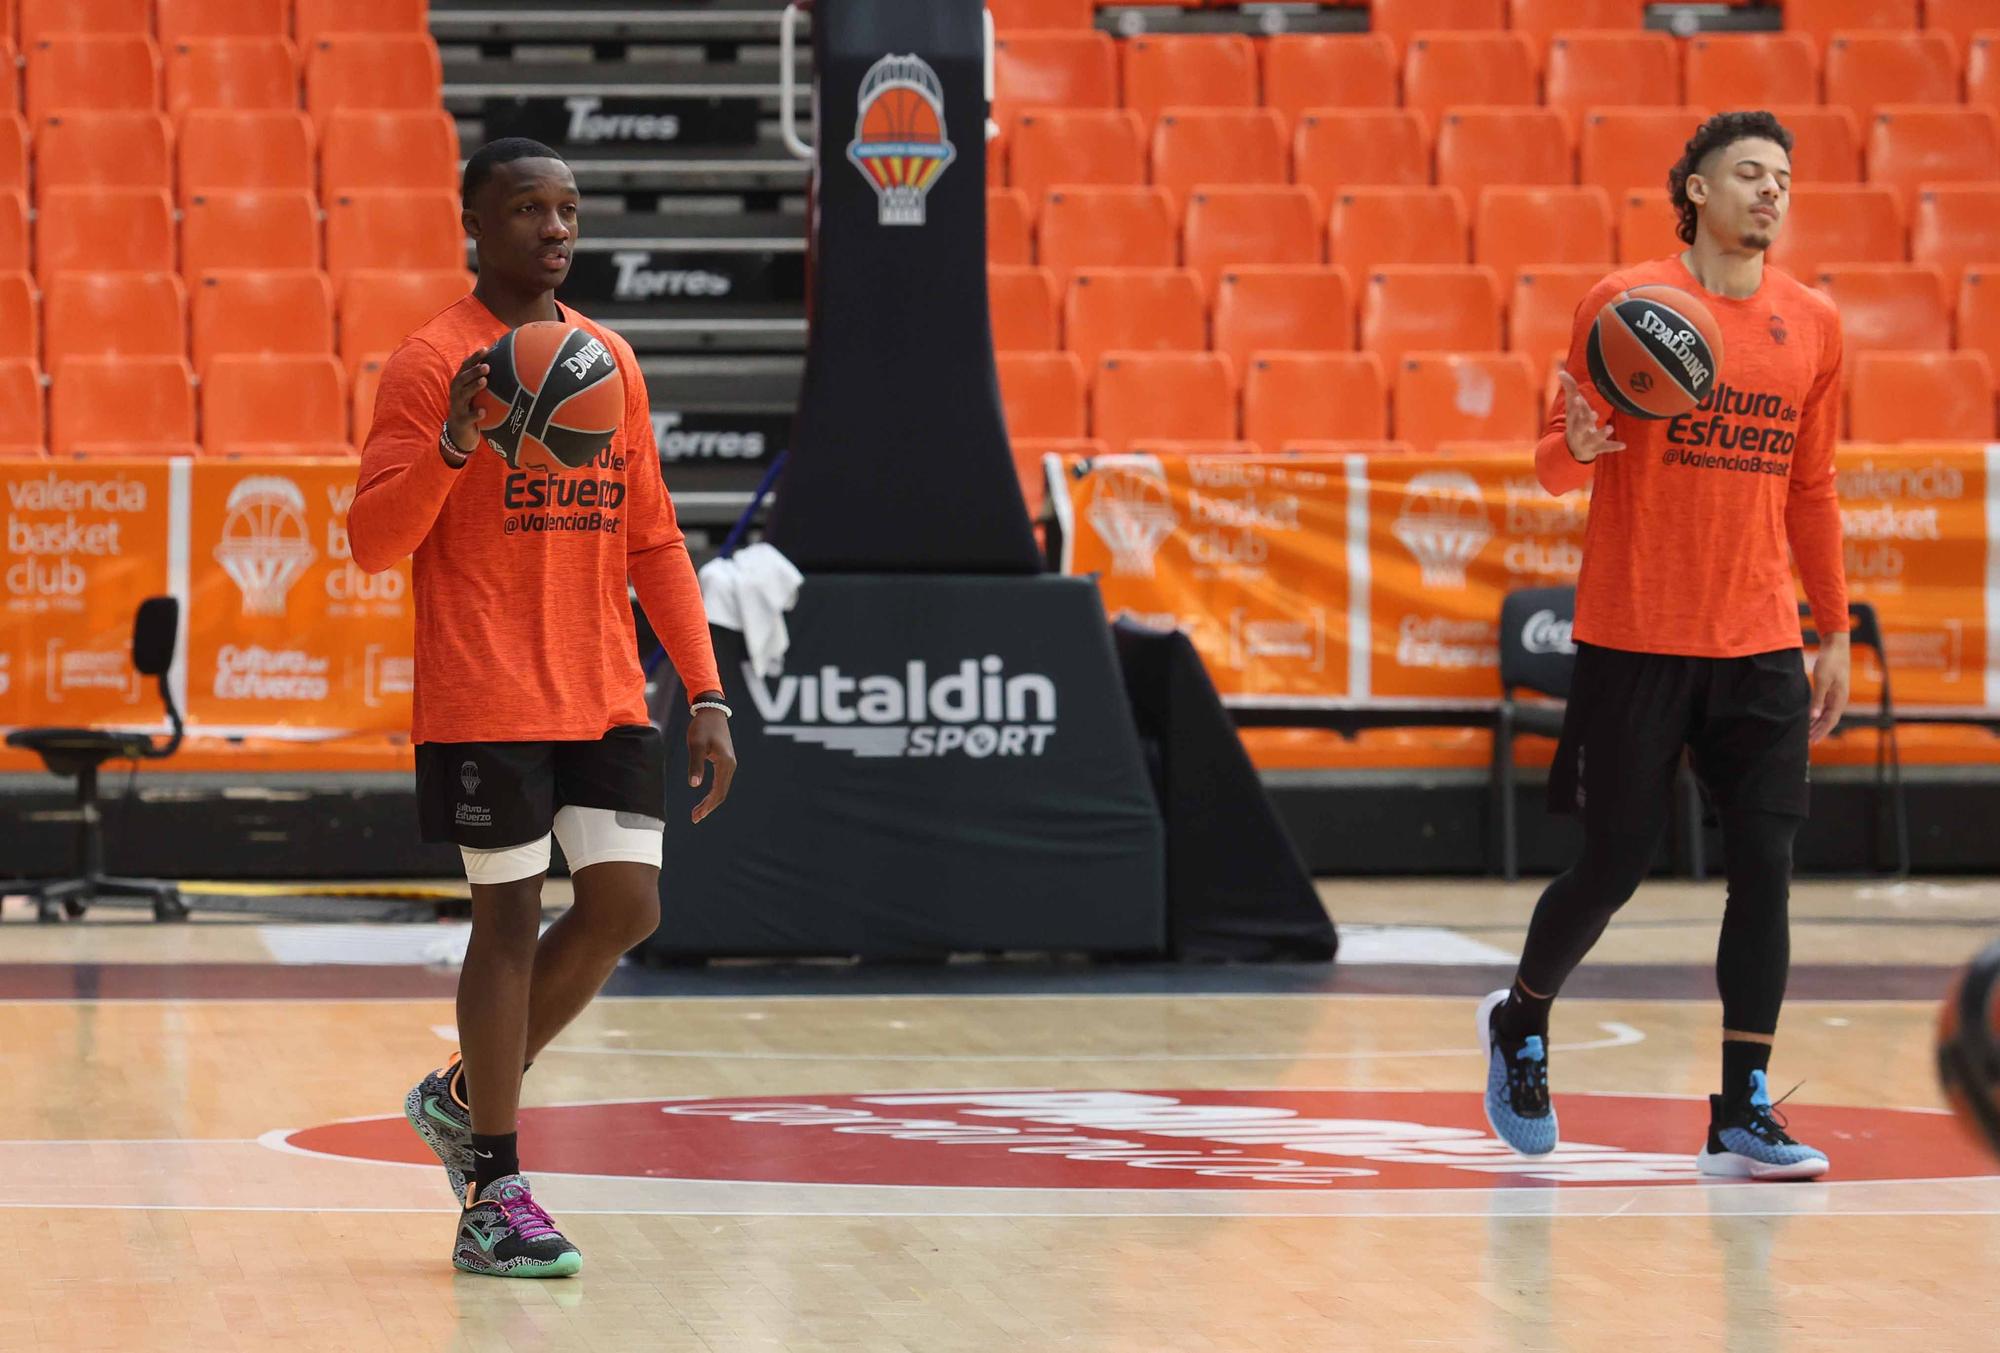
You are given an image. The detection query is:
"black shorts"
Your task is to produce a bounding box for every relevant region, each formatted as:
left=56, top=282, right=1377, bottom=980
left=1548, top=642, right=1811, bottom=837
left=415, top=724, right=667, bottom=849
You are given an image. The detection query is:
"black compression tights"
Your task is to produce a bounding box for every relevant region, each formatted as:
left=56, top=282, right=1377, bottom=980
left=1515, top=808, right=1798, bottom=1037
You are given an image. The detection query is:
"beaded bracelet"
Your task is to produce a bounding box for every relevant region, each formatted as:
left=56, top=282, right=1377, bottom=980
left=691, top=700, right=733, bottom=718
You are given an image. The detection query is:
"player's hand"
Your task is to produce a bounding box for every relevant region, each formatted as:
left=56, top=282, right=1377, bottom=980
left=1558, top=371, right=1626, bottom=464
left=445, top=346, right=493, bottom=459
left=688, top=707, right=737, bottom=824
left=1809, top=631, right=1852, bottom=745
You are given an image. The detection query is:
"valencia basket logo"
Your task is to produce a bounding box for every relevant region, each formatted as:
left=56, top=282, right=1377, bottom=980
left=847, top=54, right=957, bottom=227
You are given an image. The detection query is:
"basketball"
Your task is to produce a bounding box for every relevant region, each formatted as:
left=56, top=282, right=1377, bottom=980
left=1585, top=284, right=1725, bottom=420
left=1937, top=939, right=2000, bottom=1160
left=472, top=320, right=624, bottom=473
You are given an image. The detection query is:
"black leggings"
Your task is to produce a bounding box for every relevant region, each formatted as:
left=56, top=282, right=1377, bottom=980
left=1516, top=808, right=1798, bottom=1036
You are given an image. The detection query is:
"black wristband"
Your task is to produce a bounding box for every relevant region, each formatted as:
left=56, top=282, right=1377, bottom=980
left=440, top=424, right=473, bottom=466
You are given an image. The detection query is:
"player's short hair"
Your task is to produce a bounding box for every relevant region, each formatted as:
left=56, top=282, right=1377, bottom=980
left=461, top=137, right=566, bottom=205
left=1668, top=111, right=1795, bottom=245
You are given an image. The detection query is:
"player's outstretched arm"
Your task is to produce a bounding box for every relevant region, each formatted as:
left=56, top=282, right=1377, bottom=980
left=349, top=343, right=491, bottom=573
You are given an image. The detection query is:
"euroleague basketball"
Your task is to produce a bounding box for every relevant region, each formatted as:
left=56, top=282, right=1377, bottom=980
left=473, top=320, right=624, bottom=472
left=1937, top=939, right=2000, bottom=1160
left=1585, top=285, right=1725, bottom=420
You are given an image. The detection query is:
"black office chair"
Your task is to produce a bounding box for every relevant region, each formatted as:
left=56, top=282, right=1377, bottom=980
left=5, top=596, right=188, bottom=922
left=1493, top=586, right=1576, bottom=882
left=1805, top=600, right=1909, bottom=878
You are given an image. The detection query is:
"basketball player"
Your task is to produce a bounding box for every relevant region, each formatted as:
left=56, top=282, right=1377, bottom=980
left=350, top=138, right=735, bottom=1275
left=1479, top=111, right=1849, bottom=1179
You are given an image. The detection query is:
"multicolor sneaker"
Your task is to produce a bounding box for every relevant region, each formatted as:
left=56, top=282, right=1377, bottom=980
left=1478, top=989, right=1558, bottom=1156
left=404, top=1051, right=475, bottom=1201
left=1695, top=1070, right=1830, bottom=1181
left=453, top=1175, right=582, bottom=1278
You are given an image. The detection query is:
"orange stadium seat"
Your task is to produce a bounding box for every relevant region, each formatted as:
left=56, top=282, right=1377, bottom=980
left=337, top=269, right=470, bottom=375
left=1037, top=187, right=1177, bottom=285
left=1764, top=106, right=1862, bottom=184
left=1211, top=265, right=1354, bottom=373
left=18, top=0, right=148, bottom=41
left=1433, top=108, right=1573, bottom=202
left=1401, top=33, right=1538, bottom=129
left=989, top=123, right=1007, bottom=190
left=1507, top=0, right=1647, bottom=56
left=1769, top=184, right=1905, bottom=279
left=34, top=111, right=173, bottom=194
left=321, top=110, right=460, bottom=195
left=1063, top=267, right=1206, bottom=371
left=992, top=32, right=1119, bottom=119
left=996, top=350, right=1087, bottom=440
left=305, top=34, right=442, bottom=129
left=1182, top=186, right=1321, bottom=295
left=1150, top=109, right=1287, bottom=210
left=1911, top=185, right=2000, bottom=290
left=1825, top=32, right=1962, bottom=129
left=1261, top=36, right=1398, bottom=125
left=182, top=190, right=322, bottom=280
left=1474, top=187, right=1613, bottom=285
left=324, top=191, right=465, bottom=283
left=0, top=359, right=45, bottom=456
left=25, top=36, right=161, bottom=118
left=351, top=355, right=385, bottom=445
left=0, top=272, right=37, bottom=364
left=43, top=272, right=187, bottom=375
left=989, top=266, right=1062, bottom=351
left=34, top=188, right=174, bottom=286
left=1509, top=264, right=1606, bottom=378
left=1093, top=351, right=1236, bottom=452
left=1959, top=269, right=2000, bottom=395
left=0, top=191, right=25, bottom=274
left=0, top=44, right=13, bottom=118
left=1813, top=263, right=1952, bottom=351
left=1683, top=34, right=1820, bottom=108
left=1848, top=350, right=1994, bottom=440
left=1328, top=188, right=1469, bottom=282
left=1122, top=35, right=1258, bottom=128
left=1543, top=32, right=1682, bottom=133
left=1926, top=0, right=1998, bottom=54
left=190, top=269, right=336, bottom=374
left=165, top=38, right=301, bottom=121
left=1360, top=266, right=1503, bottom=368
left=989, top=188, right=1033, bottom=265
left=1616, top=189, right=1682, bottom=264
left=202, top=353, right=350, bottom=457
left=157, top=0, right=290, bottom=41
left=0, top=115, right=25, bottom=194
left=1294, top=109, right=1432, bottom=198
left=50, top=355, right=197, bottom=456
left=1394, top=352, right=1539, bottom=453
left=1784, top=0, right=1921, bottom=51
left=1371, top=0, right=1507, bottom=55
left=1972, top=32, right=2000, bottom=114
left=1579, top=108, right=1710, bottom=198
left=986, top=0, right=1094, bottom=28
left=1867, top=106, right=2000, bottom=214
left=294, top=0, right=431, bottom=46
left=1241, top=352, right=1387, bottom=452
left=178, top=110, right=314, bottom=203
left=1007, top=110, right=1145, bottom=215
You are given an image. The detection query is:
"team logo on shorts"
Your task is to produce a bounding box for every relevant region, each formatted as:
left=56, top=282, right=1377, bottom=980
left=847, top=54, right=956, bottom=226
left=459, top=761, right=481, bottom=795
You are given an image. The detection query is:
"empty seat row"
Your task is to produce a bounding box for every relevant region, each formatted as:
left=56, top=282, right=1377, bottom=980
left=0, top=33, right=444, bottom=124
left=5, top=0, right=427, bottom=45
left=0, top=267, right=469, bottom=377
left=0, top=109, right=458, bottom=203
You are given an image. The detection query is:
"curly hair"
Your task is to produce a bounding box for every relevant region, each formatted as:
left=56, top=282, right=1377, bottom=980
left=462, top=137, right=564, bottom=205
left=1667, top=111, right=1795, bottom=245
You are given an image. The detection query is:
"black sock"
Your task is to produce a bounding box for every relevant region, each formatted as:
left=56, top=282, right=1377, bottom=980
left=1722, top=1039, right=1772, bottom=1104
left=1494, top=981, right=1553, bottom=1042
left=470, top=1132, right=520, bottom=1196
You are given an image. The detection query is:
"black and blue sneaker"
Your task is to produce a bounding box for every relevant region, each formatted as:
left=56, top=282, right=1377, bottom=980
left=404, top=1051, right=475, bottom=1202
left=1695, top=1070, right=1830, bottom=1181
left=1478, top=989, right=1558, bottom=1156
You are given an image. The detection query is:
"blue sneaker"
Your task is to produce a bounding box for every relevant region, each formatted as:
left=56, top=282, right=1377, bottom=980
left=1478, top=989, right=1558, bottom=1156
left=1695, top=1070, right=1830, bottom=1180
left=404, top=1051, right=475, bottom=1202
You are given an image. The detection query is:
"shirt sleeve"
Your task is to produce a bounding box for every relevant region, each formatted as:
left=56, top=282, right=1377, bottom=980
left=1786, top=305, right=1849, bottom=639
left=1534, top=276, right=1622, bottom=497
left=619, top=343, right=724, bottom=703
left=348, top=339, right=464, bottom=574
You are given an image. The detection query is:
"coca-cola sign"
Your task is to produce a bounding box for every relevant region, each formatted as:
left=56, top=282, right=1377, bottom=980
left=1520, top=607, right=1576, bottom=656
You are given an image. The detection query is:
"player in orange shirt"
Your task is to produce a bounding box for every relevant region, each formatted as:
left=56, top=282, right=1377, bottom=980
left=1477, top=112, right=1850, bottom=1179
left=350, top=139, right=736, bottom=1276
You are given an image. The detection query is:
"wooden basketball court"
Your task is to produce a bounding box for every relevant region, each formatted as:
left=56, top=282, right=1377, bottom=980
left=3, top=877, right=1996, bottom=1351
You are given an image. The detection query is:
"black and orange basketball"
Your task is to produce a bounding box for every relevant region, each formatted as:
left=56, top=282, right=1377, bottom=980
left=1937, top=939, right=2000, bottom=1161
left=473, top=320, right=624, bottom=472
left=1585, top=284, right=1725, bottom=420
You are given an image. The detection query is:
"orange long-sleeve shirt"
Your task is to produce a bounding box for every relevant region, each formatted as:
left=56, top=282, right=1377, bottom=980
left=349, top=294, right=721, bottom=744
left=1537, top=255, right=1848, bottom=656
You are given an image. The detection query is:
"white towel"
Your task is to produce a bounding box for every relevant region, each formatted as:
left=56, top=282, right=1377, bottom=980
left=698, top=542, right=804, bottom=679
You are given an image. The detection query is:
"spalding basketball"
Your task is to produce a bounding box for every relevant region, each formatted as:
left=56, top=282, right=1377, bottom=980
left=1937, top=939, right=2000, bottom=1161
left=1585, top=285, right=1725, bottom=420
left=473, top=320, right=623, bottom=472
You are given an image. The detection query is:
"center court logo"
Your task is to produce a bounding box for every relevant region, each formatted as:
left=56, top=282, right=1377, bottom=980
left=214, top=476, right=316, bottom=616
left=746, top=656, right=1057, bottom=759
left=1392, top=472, right=1493, bottom=589
left=847, top=54, right=957, bottom=226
